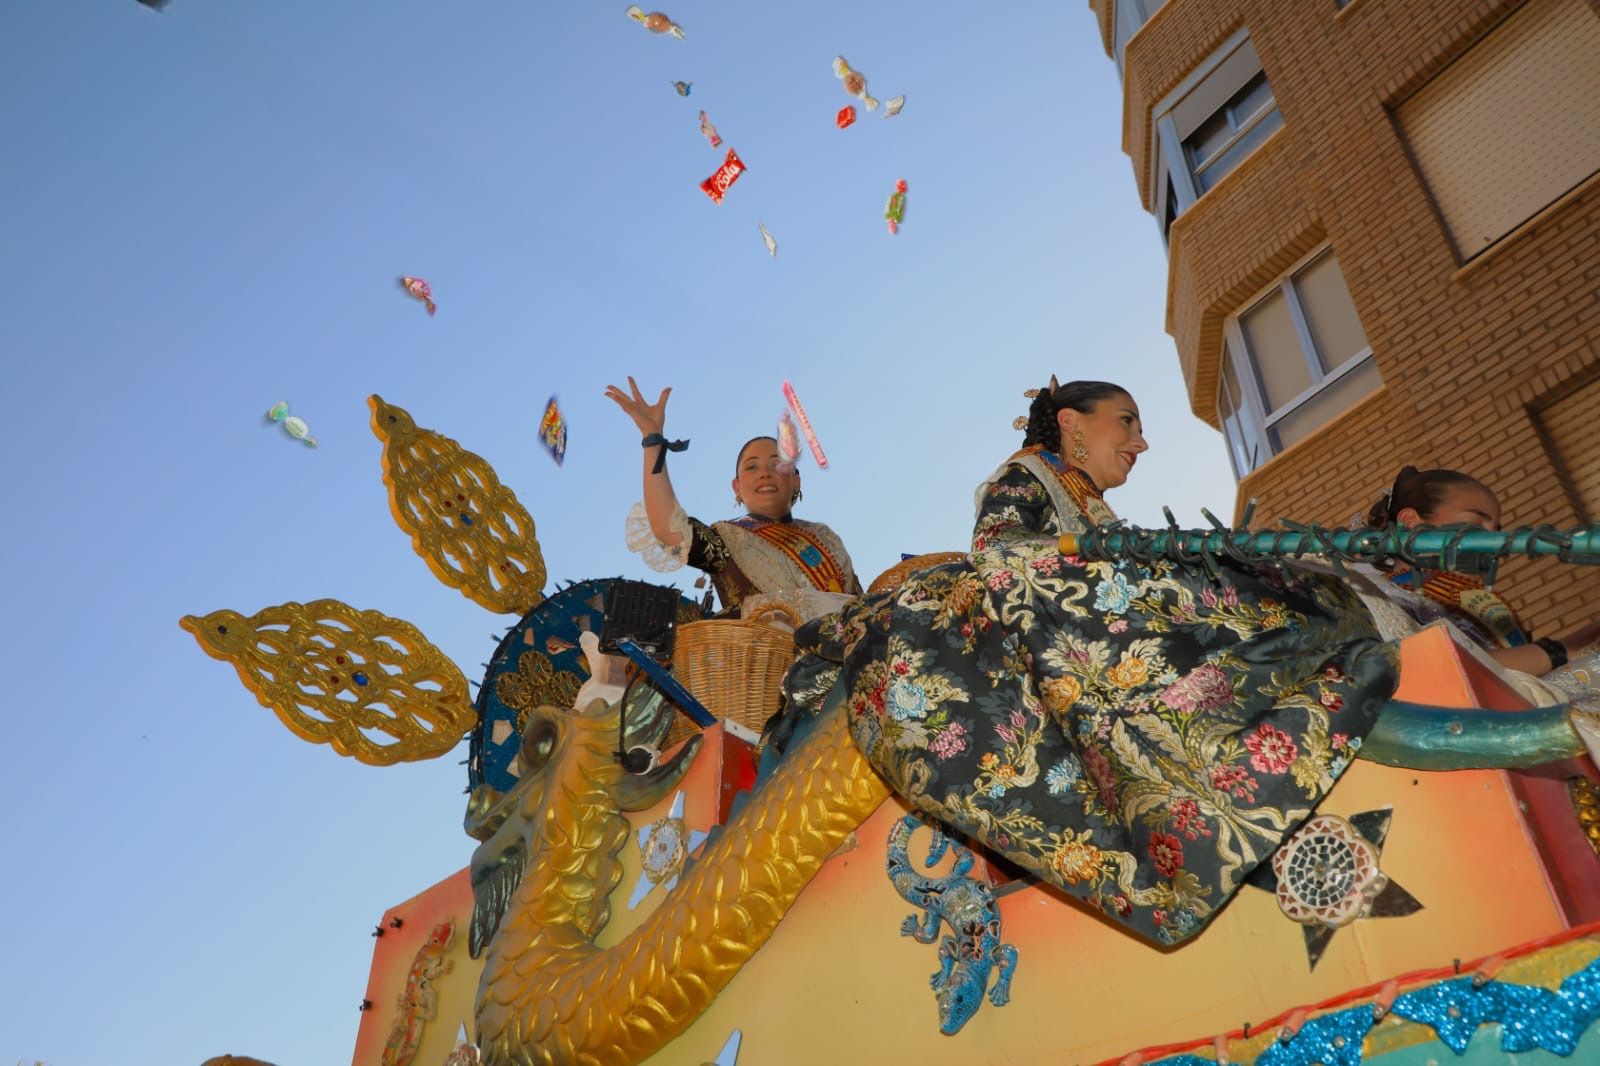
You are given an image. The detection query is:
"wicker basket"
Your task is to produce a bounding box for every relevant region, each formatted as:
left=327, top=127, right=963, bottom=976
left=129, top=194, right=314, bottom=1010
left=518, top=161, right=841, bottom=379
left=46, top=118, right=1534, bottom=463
left=868, top=551, right=968, bottom=596
left=663, top=602, right=803, bottom=749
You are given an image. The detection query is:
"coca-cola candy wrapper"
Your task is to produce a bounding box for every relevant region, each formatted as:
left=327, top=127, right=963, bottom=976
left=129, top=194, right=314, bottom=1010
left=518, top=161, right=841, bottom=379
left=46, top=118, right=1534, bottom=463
left=700, top=149, right=747, bottom=204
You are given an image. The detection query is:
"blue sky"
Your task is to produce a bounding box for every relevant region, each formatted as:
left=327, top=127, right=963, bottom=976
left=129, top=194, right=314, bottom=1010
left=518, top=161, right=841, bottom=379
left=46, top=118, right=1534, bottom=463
left=0, top=3, right=1238, bottom=1062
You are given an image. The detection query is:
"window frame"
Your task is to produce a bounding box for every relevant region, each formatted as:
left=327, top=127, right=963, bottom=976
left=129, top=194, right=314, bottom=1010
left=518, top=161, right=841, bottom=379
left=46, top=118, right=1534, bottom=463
left=1148, top=28, right=1282, bottom=245
left=1184, top=72, right=1281, bottom=191
left=1393, top=0, right=1600, bottom=264
left=1217, top=245, right=1379, bottom=476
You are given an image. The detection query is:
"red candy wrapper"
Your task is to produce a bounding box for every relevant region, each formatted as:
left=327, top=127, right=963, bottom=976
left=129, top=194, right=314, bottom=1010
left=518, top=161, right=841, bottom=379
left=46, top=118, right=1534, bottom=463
left=700, top=149, right=747, bottom=205
left=399, top=275, right=437, bottom=316
left=836, top=106, right=857, bottom=129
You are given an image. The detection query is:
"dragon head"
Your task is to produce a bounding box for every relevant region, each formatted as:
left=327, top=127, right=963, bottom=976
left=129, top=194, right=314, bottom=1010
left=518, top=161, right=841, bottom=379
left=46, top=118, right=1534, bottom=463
left=465, top=678, right=702, bottom=958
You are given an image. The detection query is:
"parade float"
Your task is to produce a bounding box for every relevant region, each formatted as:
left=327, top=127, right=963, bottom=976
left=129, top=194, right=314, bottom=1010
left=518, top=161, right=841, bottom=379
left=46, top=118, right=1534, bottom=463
left=183, top=397, right=1600, bottom=1066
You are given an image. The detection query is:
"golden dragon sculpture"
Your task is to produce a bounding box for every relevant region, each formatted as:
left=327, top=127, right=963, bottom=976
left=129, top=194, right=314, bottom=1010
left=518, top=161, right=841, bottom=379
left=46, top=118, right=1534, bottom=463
left=466, top=684, right=889, bottom=1066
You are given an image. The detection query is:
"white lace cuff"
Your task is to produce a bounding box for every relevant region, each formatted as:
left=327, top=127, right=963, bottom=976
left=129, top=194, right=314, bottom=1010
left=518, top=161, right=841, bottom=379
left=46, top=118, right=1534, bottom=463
left=624, top=500, right=692, bottom=573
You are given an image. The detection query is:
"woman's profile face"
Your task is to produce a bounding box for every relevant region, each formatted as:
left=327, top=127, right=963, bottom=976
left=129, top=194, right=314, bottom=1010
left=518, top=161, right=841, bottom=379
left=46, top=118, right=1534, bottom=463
left=731, top=439, right=800, bottom=518
left=1403, top=483, right=1502, bottom=530
left=1057, top=392, right=1148, bottom=490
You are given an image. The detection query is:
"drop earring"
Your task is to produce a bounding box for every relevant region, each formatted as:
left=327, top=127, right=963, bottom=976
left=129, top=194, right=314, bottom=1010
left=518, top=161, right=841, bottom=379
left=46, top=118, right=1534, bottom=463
left=1070, top=430, right=1089, bottom=464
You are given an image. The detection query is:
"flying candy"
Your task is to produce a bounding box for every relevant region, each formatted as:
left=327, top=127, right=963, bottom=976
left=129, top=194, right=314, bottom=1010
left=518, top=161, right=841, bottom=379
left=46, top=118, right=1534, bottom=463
left=776, top=410, right=801, bottom=474
left=626, top=6, right=684, bottom=39
left=700, top=149, right=746, bottom=205
left=538, top=396, right=568, bottom=467
left=136, top=0, right=171, bottom=10
left=671, top=81, right=692, bottom=97
left=883, top=95, right=906, bottom=118
left=266, top=401, right=318, bottom=448
left=885, top=179, right=908, bottom=235
left=399, top=276, right=437, bottom=316
left=836, top=106, right=857, bottom=130
left=759, top=222, right=777, bottom=258
left=832, top=56, right=879, bottom=111
left=782, top=381, right=828, bottom=470
left=699, top=111, right=723, bottom=149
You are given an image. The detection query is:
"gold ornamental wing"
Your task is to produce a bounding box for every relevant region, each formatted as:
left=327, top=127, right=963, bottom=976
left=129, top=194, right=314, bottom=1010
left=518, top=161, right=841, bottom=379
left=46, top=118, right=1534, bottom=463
left=369, top=394, right=547, bottom=615
left=179, top=599, right=476, bottom=765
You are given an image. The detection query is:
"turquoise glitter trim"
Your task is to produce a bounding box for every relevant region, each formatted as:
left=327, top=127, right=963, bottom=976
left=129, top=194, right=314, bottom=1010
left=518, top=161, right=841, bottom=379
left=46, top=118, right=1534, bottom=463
left=1149, top=957, right=1600, bottom=1065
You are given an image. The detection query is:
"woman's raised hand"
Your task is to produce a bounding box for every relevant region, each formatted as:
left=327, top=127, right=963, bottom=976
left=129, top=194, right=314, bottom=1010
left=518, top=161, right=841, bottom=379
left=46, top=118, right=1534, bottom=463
left=604, top=376, right=671, bottom=437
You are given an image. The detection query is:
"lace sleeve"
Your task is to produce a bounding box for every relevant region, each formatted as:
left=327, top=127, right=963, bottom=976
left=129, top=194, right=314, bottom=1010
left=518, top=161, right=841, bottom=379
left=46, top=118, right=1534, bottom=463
left=624, top=500, right=693, bottom=573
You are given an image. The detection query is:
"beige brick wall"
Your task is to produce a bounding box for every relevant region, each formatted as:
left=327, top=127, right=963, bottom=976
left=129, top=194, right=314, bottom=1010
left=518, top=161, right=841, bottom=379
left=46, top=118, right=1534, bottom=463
left=1107, top=0, right=1600, bottom=638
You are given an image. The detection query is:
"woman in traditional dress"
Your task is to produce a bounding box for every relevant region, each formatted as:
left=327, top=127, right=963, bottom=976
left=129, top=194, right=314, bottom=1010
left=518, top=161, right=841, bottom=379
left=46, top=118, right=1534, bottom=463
left=606, top=376, right=862, bottom=625
left=782, top=377, right=1399, bottom=947
left=1363, top=466, right=1600, bottom=708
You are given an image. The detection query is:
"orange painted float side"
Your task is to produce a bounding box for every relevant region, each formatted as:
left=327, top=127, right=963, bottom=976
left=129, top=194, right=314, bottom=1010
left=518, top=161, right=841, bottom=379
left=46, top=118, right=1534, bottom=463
left=352, top=627, right=1599, bottom=1064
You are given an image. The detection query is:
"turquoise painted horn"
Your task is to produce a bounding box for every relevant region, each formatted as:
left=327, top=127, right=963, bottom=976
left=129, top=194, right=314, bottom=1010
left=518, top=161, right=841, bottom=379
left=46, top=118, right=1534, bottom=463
left=1358, top=699, right=1583, bottom=770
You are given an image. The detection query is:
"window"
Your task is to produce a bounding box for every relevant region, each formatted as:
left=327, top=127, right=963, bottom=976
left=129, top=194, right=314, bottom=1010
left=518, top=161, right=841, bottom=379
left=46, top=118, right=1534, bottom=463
left=1218, top=359, right=1265, bottom=478
left=1112, top=1, right=1167, bottom=74
left=1112, top=2, right=1137, bottom=73
left=1396, top=0, right=1600, bottom=260
left=1149, top=32, right=1285, bottom=243
left=1161, top=176, right=1178, bottom=242
left=1534, top=376, right=1600, bottom=522
left=1217, top=248, right=1382, bottom=476
left=1183, top=71, right=1283, bottom=193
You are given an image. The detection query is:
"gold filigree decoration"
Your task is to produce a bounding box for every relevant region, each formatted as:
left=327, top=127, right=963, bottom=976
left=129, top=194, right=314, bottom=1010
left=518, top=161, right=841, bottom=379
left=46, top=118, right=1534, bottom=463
left=180, top=600, right=474, bottom=765
left=370, top=395, right=547, bottom=616
left=1568, top=777, right=1600, bottom=858
left=495, top=650, right=586, bottom=730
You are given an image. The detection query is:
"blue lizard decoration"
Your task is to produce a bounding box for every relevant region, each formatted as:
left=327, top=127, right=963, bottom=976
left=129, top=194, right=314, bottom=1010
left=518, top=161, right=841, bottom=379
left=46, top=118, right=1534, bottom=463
left=886, top=812, right=1019, bottom=1036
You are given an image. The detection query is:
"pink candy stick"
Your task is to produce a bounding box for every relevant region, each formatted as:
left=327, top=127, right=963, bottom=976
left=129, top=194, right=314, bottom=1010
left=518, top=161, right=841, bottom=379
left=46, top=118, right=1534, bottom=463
left=782, top=380, right=829, bottom=470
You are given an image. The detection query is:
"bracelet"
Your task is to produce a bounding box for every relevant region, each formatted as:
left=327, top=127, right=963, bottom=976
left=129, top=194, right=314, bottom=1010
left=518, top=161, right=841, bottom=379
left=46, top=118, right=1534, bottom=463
left=641, top=433, right=689, bottom=474
left=1535, top=637, right=1569, bottom=671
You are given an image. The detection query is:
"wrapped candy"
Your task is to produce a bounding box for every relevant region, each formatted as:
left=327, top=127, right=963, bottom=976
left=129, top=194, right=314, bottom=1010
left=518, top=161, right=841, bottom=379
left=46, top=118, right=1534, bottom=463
left=885, top=179, right=908, bottom=235
left=399, top=275, right=436, bottom=316
left=758, top=222, right=777, bottom=258
left=700, top=149, right=746, bottom=204
left=776, top=410, right=801, bottom=473
left=832, top=56, right=879, bottom=111
left=625, top=6, right=684, bottom=38
left=698, top=111, right=723, bottom=148
left=883, top=95, right=906, bottom=118
left=836, top=106, right=857, bottom=129
left=671, top=81, right=692, bottom=97
left=538, top=396, right=568, bottom=467
left=782, top=381, right=829, bottom=470
left=266, top=401, right=318, bottom=448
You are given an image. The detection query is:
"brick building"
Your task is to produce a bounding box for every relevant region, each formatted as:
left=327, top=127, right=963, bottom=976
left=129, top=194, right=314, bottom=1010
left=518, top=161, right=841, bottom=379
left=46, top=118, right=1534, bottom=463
left=1088, top=0, right=1600, bottom=637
